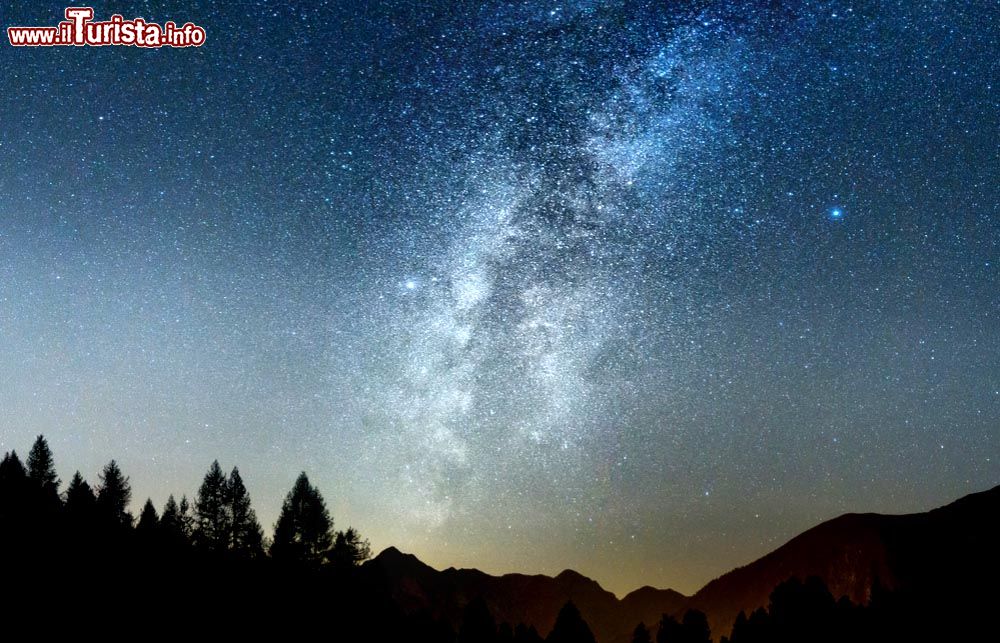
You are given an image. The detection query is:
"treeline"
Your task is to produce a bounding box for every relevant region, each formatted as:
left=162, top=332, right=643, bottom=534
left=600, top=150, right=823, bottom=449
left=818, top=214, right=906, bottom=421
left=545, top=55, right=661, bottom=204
left=0, top=435, right=388, bottom=637
left=630, top=609, right=711, bottom=643
left=628, top=575, right=979, bottom=643
left=0, top=436, right=982, bottom=641
left=717, top=574, right=972, bottom=643
left=0, top=435, right=370, bottom=566
left=0, top=435, right=598, bottom=640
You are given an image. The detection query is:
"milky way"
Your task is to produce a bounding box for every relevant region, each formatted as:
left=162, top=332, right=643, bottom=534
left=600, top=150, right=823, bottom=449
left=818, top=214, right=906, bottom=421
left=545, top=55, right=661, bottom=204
left=0, top=1, right=997, bottom=595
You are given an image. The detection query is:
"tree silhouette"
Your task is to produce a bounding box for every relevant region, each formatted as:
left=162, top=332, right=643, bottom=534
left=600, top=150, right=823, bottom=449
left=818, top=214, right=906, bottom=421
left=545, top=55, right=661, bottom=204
left=329, top=526, right=372, bottom=568
left=228, top=467, right=264, bottom=558
left=656, top=614, right=683, bottom=643
left=513, top=624, right=544, bottom=643
left=63, top=470, right=99, bottom=560
left=96, top=460, right=132, bottom=529
left=26, top=435, right=60, bottom=502
left=655, top=610, right=711, bottom=643
left=0, top=451, right=29, bottom=541
left=137, top=498, right=159, bottom=533
left=681, top=610, right=711, bottom=643
left=0, top=451, right=26, bottom=480
left=159, top=494, right=189, bottom=547
left=194, top=460, right=231, bottom=553
left=270, top=472, right=333, bottom=563
left=632, top=622, right=652, bottom=643
left=0, top=434, right=985, bottom=641
left=0, top=451, right=27, bottom=504
left=766, top=576, right=837, bottom=643
left=744, top=607, right=771, bottom=643
left=728, top=578, right=845, bottom=643
left=64, top=471, right=97, bottom=519
left=546, top=601, right=596, bottom=643
left=728, top=611, right=750, bottom=643
left=178, top=495, right=195, bottom=539
left=459, top=596, right=497, bottom=643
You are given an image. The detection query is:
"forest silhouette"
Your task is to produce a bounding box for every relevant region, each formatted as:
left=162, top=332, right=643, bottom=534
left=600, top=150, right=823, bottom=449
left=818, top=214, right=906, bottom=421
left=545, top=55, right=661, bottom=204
left=0, top=435, right=991, bottom=641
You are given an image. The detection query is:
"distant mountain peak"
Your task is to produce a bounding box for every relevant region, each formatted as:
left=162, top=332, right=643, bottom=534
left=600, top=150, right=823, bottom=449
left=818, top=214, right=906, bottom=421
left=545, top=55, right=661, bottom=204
left=361, top=484, right=1000, bottom=643
left=622, top=585, right=687, bottom=602
left=374, top=545, right=404, bottom=558
left=369, top=546, right=435, bottom=574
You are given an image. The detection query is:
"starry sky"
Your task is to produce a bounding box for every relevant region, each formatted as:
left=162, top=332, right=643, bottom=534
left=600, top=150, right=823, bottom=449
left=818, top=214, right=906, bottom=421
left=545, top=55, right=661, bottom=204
left=0, top=1, right=998, bottom=596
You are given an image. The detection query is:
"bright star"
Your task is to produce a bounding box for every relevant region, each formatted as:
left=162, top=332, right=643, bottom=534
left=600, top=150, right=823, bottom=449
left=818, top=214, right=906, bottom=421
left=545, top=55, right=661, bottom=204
left=829, top=207, right=845, bottom=220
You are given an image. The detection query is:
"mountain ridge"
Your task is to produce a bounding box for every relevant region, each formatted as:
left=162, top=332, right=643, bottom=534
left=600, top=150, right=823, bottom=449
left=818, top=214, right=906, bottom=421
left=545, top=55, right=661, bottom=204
left=361, top=484, right=1000, bottom=642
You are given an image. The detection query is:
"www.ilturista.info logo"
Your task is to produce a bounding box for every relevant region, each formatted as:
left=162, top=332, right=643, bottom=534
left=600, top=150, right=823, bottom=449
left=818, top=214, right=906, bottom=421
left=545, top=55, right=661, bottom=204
left=7, top=7, right=205, bottom=47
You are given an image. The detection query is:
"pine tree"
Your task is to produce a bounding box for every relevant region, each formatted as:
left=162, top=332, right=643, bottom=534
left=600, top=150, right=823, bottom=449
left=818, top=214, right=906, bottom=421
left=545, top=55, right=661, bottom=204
left=26, top=435, right=60, bottom=501
left=64, top=471, right=96, bottom=518
left=194, top=460, right=231, bottom=553
left=681, top=609, right=711, bottom=643
left=96, top=460, right=132, bottom=529
left=178, top=495, right=194, bottom=539
left=270, top=472, right=333, bottom=563
left=729, top=611, right=749, bottom=643
left=0, top=451, right=28, bottom=526
left=228, top=467, right=263, bottom=557
left=63, top=471, right=98, bottom=557
left=547, top=602, right=596, bottom=643
left=160, top=495, right=186, bottom=546
left=656, top=615, right=683, bottom=643
left=329, top=526, right=372, bottom=568
left=160, top=494, right=179, bottom=528
left=0, top=451, right=27, bottom=494
left=632, top=623, right=652, bottom=643
left=136, top=498, right=159, bottom=533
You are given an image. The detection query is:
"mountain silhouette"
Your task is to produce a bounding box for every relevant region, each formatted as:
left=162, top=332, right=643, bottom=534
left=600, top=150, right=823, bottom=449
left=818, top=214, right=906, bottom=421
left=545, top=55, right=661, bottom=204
left=360, top=484, right=1000, bottom=642
left=363, top=546, right=651, bottom=642
left=689, top=484, right=1000, bottom=636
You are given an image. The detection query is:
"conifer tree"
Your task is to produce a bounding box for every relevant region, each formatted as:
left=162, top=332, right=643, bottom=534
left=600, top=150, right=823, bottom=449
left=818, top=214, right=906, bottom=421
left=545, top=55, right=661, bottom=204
left=178, top=495, right=194, bottom=538
left=0, top=451, right=27, bottom=494
left=160, top=495, right=184, bottom=544
left=96, top=460, right=132, bottom=529
left=136, top=498, right=159, bottom=533
left=681, top=609, right=711, bottom=643
left=270, top=472, right=333, bottom=563
left=547, top=602, right=596, bottom=643
left=65, top=471, right=95, bottom=504
left=329, top=526, right=372, bottom=568
left=194, top=460, right=231, bottom=552
left=26, top=435, right=60, bottom=501
left=63, top=471, right=98, bottom=555
left=64, top=471, right=96, bottom=518
left=632, top=623, right=652, bottom=643
left=656, top=614, right=683, bottom=643
left=0, top=451, right=28, bottom=525
left=228, top=467, right=263, bottom=557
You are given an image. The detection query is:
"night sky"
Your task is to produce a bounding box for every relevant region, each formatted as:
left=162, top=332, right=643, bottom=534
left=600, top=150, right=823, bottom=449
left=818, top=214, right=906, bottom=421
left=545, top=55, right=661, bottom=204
left=1, top=1, right=998, bottom=596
